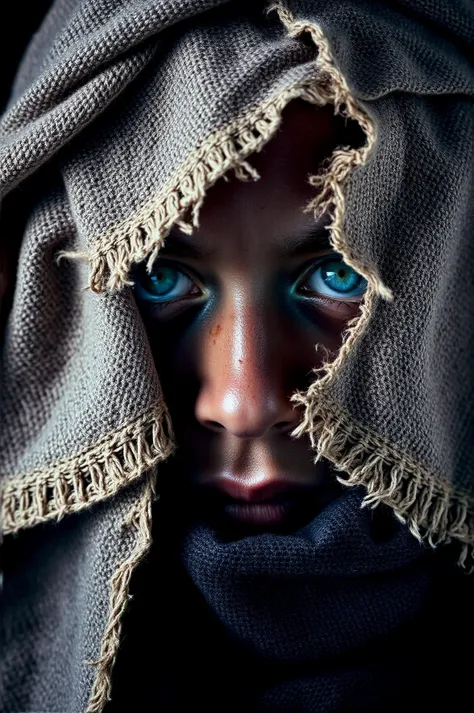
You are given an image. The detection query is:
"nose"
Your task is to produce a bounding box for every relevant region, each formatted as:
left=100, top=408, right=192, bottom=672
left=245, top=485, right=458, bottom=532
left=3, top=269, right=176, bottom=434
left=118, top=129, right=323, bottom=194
left=194, top=298, right=302, bottom=438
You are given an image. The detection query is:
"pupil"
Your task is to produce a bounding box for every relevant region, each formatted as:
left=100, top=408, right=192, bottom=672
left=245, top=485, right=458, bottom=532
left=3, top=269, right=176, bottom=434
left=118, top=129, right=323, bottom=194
left=323, top=261, right=359, bottom=293
left=148, top=266, right=177, bottom=295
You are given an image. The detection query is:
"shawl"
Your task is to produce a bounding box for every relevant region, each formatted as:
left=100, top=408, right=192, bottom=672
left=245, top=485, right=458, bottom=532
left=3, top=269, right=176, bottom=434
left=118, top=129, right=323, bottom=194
left=102, top=483, right=473, bottom=713
left=0, top=1, right=473, bottom=711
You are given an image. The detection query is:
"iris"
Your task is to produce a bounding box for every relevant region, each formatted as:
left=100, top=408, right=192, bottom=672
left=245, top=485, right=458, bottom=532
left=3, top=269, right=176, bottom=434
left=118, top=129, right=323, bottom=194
left=133, top=255, right=368, bottom=305
left=305, top=258, right=367, bottom=298
left=133, top=264, right=195, bottom=303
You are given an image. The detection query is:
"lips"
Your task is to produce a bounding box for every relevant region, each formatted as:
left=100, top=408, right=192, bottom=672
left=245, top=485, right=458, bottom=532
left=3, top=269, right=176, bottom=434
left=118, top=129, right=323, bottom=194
left=223, top=497, right=297, bottom=525
left=205, top=478, right=316, bottom=504
left=198, top=474, right=343, bottom=532
left=158, top=457, right=343, bottom=535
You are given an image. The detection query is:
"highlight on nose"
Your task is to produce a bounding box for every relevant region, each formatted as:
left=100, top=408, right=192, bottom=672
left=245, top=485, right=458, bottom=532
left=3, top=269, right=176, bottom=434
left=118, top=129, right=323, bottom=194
left=195, top=367, right=301, bottom=438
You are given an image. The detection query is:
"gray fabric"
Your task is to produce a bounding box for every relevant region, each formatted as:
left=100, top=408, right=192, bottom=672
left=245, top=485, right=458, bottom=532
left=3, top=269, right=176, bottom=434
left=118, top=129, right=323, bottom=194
left=0, top=0, right=471, bottom=505
left=0, top=175, right=161, bottom=473
left=0, top=0, right=472, bottom=711
left=333, top=92, right=473, bottom=480
left=0, top=479, right=146, bottom=712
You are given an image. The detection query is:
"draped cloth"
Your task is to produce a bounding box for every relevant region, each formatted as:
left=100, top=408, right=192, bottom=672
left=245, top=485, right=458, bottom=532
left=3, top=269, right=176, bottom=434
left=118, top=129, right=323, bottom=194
left=0, top=1, right=472, bottom=711
left=104, top=485, right=472, bottom=712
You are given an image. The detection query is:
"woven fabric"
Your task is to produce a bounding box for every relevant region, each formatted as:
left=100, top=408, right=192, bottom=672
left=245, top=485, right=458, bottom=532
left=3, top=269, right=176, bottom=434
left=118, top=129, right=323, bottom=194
left=105, top=487, right=433, bottom=712
left=103, top=484, right=474, bottom=713
left=0, top=1, right=472, bottom=711
left=0, top=478, right=148, bottom=712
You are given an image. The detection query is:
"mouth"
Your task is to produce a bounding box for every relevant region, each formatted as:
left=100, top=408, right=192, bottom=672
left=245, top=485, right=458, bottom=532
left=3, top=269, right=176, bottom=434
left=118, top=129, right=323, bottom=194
left=222, top=496, right=297, bottom=526
left=195, top=480, right=344, bottom=536
left=158, top=460, right=344, bottom=537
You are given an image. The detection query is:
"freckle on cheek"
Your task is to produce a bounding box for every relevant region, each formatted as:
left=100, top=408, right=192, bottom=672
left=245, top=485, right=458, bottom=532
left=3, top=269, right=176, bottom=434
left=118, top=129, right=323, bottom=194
left=209, top=323, right=223, bottom=345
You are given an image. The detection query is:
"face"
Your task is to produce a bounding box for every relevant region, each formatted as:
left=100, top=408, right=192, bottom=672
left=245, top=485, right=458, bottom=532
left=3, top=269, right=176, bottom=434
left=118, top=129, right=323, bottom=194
left=134, top=99, right=366, bottom=538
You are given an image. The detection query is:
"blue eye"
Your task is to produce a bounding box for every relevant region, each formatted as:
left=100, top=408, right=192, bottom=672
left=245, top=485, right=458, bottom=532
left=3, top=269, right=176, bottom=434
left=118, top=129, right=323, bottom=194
left=301, top=258, right=367, bottom=298
left=133, top=262, right=198, bottom=303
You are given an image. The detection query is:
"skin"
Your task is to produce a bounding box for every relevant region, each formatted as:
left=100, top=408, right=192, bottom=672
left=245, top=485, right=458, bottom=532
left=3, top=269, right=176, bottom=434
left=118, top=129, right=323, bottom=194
left=0, top=99, right=366, bottom=536
left=134, top=99, right=366, bottom=537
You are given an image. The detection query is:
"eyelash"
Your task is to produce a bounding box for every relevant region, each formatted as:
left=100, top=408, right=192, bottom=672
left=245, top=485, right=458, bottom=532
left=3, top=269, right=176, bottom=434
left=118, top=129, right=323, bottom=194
left=132, top=254, right=366, bottom=308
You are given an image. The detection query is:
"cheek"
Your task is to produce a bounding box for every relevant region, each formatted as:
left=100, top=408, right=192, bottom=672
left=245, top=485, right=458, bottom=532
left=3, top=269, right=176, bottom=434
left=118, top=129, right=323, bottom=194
left=298, top=298, right=363, bottom=341
left=141, top=306, right=206, bottom=402
left=281, top=295, right=362, bottom=370
left=139, top=296, right=360, bottom=412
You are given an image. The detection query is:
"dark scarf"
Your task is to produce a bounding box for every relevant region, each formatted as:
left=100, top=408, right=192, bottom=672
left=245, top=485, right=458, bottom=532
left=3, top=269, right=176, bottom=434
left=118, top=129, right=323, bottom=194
left=105, top=485, right=472, bottom=713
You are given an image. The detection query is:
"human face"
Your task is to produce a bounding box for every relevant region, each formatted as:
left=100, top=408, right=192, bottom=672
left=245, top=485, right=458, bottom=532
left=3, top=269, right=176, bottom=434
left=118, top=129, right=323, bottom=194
left=134, top=100, right=366, bottom=537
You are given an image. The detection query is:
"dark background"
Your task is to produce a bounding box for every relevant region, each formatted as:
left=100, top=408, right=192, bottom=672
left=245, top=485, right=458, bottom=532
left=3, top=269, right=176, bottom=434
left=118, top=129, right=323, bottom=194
left=0, top=0, right=54, bottom=111
left=0, top=0, right=54, bottom=336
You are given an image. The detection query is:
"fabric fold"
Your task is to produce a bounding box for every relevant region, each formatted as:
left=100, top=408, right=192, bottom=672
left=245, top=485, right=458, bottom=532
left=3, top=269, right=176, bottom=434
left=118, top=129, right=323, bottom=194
left=0, top=1, right=473, bottom=710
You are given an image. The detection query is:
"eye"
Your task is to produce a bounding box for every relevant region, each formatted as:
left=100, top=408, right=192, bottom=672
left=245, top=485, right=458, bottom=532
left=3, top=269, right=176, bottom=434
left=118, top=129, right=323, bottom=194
left=133, top=261, right=200, bottom=304
left=298, top=257, right=368, bottom=299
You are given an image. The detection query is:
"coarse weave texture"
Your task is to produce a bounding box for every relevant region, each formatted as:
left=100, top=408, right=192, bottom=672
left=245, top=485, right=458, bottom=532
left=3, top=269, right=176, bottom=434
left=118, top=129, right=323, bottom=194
left=0, top=0, right=473, bottom=711
left=103, top=483, right=474, bottom=713
left=1, top=476, right=155, bottom=712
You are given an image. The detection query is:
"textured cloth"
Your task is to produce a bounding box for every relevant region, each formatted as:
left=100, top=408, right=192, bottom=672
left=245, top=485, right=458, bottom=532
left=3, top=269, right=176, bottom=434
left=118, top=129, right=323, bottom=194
left=1, top=480, right=145, bottom=712
left=0, top=1, right=473, bottom=711
left=105, top=485, right=474, bottom=713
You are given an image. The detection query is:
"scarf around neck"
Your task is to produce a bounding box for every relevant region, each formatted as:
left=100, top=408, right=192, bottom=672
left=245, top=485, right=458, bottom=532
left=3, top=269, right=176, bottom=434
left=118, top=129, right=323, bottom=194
left=1, top=1, right=473, bottom=711
left=104, top=484, right=470, bottom=712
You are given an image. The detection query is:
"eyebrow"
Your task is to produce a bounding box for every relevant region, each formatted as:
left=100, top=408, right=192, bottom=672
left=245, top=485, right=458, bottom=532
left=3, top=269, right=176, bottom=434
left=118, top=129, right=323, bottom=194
left=278, top=225, right=330, bottom=257
left=159, top=229, right=216, bottom=259
left=159, top=219, right=331, bottom=260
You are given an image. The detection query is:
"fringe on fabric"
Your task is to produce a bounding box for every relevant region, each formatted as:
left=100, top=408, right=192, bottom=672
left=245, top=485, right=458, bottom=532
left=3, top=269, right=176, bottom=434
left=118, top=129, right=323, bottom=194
left=84, top=469, right=158, bottom=713
left=40, top=7, right=472, bottom=713
left=1, top=403, right=174, bottom=534
left=57, top=6, right=391, bottom=301
left=55, top=2, right=474, bottom=567
left=292, top=395, right=474, bottom=568
left=266, top=2, right=474, bottom=567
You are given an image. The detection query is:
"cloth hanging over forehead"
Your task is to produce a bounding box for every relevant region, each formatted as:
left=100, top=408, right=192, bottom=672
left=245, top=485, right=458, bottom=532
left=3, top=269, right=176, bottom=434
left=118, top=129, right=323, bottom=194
left=0, top=1, right=473, bottom=710
left=1, top=0, right=472, bottom=555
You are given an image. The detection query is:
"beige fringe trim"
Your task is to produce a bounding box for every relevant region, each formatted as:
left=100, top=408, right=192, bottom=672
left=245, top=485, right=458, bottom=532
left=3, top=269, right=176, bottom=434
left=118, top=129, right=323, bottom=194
left=58, top=5, right=392, bottom=299
left=290, top=395, right=474, bottom=567
left=84, top=469, right=158, bottom=713
left=267, top=2, right=392, bottom=302
left=269, top=3, right=474, bottom=566
left=2, top=403, right=174, bottom=534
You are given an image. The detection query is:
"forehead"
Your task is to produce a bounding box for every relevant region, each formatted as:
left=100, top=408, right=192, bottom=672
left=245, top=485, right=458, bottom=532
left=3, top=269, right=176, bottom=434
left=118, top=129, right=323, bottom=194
left=161, top=100, right=354, bottom=260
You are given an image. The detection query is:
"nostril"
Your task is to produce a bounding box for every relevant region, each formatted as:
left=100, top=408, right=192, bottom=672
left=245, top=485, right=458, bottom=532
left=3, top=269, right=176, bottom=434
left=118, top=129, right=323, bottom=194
left=274, top=421, right=295, bottom=433
left=206, top=420, right=225, bottom=431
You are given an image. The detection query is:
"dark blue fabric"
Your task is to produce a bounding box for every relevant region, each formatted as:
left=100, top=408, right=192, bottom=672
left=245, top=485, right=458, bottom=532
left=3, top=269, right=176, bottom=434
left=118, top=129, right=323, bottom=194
left=104, top=485, right=473, bottom=712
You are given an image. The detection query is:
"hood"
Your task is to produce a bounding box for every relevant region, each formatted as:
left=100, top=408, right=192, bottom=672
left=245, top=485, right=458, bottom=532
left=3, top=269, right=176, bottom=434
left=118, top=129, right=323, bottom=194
left=0, top=0, right=472, bottom=710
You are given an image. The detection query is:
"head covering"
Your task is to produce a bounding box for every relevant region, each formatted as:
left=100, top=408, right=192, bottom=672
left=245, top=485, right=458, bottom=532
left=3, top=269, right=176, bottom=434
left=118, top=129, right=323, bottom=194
left=1, top=1, right=472, bottom=711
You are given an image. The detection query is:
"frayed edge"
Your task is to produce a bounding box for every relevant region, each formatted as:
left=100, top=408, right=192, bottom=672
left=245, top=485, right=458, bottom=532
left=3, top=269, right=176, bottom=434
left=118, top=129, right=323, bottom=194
left=2, top=402, right=174, bottom=534
left=84, top=469, right=157, bottom=713
left=62, top=78, right=332, bottom=293
left=291, top=281, right=377, bottom=407
left=271, top=1, right=474, bottom=567
left=291, top=394, right=474, bottom=569
left=270, top=2, right=392, bottom=478
left=57, top=13, right=379, bottom=294
left=268, top=2, right=392, bottom=303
